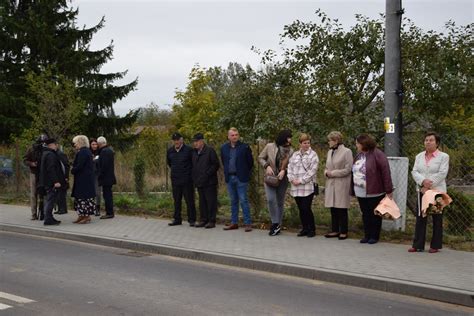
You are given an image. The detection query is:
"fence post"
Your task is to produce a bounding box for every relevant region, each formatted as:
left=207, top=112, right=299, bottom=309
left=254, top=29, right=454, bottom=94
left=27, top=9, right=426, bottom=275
left=15, top=142, right=20, bottom=196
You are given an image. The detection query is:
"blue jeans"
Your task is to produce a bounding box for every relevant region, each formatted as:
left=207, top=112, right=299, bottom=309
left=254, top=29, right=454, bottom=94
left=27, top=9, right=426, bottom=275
left=226, top=175, right=251, bottom=225
left=264, top=181, right=288, bottom=225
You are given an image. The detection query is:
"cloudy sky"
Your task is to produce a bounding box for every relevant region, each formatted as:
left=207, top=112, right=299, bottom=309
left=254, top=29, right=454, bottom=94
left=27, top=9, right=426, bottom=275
left=72, top=0, right=473, bottom=116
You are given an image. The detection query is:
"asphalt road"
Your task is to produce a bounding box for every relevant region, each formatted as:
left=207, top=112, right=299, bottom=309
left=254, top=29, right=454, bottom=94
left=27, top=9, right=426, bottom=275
left=0, top=232, right=472, bottom=316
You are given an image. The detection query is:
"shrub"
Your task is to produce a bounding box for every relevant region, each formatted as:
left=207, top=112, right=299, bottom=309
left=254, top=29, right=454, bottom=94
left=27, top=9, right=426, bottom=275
left=444, top=188, right=474, bottom=237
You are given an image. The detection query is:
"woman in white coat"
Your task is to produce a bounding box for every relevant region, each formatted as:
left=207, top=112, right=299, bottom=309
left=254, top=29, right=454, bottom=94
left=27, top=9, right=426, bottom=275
left=324, top=131, right=353, bottom=240
left=409, top=132, right=449, bottom=253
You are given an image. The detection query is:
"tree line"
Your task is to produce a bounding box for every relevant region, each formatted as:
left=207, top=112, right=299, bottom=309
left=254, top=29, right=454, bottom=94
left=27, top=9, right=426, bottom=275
left=1, top=3, right=472, bottom=154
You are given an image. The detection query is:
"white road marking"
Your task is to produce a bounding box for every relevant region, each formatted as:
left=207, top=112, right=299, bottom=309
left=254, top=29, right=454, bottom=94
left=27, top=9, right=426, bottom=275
left=0, top=291, right=35, bottom=303
left=0, top=303, right=12, bottom=310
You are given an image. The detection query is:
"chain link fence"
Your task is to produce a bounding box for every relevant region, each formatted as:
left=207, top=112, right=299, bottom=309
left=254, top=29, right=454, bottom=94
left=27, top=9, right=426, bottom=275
left=1, top=129, right=472, bottom=247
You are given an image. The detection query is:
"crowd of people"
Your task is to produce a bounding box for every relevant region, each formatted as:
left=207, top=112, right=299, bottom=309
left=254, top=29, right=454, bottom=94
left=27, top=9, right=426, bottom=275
left=24, top=129, right=450, bottom=253
left=24, top=135, right=116, bottom=225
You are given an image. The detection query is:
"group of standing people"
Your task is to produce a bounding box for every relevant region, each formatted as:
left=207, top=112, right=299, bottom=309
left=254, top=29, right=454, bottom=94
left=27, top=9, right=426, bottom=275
left=168, top=128, right=449, bottom=253
left=26, top=128, right=449, bottom=253
left=24, top=135, right=116, bottom=225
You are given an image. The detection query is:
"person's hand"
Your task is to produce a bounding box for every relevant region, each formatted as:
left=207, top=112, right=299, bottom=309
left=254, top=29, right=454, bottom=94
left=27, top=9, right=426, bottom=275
left=325, top=171, right=331, bottom=178
left=54, top=182, right=61, bottom=188
left=292, top=179, right=301, bottom=186
left=266, top=166, right=274, bottom=176
left=422, top=179, right=433, bottom=189
left=277, top=170, right=286, bottom=180
left=31, top=162, right=37, bottom=167
left=387, top=192, right=393, bottom=199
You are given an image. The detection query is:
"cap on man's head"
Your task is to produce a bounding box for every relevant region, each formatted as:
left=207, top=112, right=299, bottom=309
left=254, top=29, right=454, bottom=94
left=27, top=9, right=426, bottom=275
left=171, top=132, right=182, bottom=140
left=192, top=133, right=204, bottom=141
left=36, top=134, right=49, bottom=143
left=44, top=138, right=57, bottom=145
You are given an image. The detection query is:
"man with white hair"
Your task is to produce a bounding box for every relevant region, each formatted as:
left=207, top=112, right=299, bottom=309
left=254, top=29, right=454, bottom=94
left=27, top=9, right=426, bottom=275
left=97, top=136, right=116, bottom=219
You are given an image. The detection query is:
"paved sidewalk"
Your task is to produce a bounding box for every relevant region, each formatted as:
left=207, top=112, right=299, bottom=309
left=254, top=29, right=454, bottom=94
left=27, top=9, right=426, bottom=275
left=1, top=204, right=473, bottom=307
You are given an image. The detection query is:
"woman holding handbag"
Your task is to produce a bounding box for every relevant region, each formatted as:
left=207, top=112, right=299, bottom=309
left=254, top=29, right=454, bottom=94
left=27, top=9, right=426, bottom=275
left=409, top=132, right=449, bottom=253
left=258, top=130, right=293, bottom=236
left=287, top=133, right=319, bottom=237
left=352, top=134, right=393, bottom=244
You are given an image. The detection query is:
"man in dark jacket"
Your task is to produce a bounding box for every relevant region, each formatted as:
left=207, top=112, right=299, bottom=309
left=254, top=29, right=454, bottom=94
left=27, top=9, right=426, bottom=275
left=221, top=128, right=254, bottom=232
left=191, top=133, right=219, bottom=228
left=23, top=134, right=48, bottom=220
left=39, top=138, right=66, bottom=225
left=166, top=132, right=197, bottom=226
left=97, top=136, right=117, bottom=219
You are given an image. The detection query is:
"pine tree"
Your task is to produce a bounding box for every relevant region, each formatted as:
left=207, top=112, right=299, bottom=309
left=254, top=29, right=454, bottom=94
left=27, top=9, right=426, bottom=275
left=0, top=0, right=138, bottom=144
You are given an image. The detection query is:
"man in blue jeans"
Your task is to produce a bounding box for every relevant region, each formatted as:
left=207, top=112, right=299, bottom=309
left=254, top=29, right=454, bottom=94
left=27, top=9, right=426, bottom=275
left=220, top=128, right=254, bottom=232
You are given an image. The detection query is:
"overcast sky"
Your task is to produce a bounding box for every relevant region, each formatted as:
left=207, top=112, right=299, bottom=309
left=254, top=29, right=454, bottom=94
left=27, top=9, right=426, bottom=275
left=71, top=0, right=473, bottom=116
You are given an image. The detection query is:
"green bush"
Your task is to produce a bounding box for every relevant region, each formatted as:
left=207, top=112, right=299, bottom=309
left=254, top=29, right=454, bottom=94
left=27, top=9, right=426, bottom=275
left=445, top=188, right=474, bottom=237
left=134, top=156, right=146, bottom=197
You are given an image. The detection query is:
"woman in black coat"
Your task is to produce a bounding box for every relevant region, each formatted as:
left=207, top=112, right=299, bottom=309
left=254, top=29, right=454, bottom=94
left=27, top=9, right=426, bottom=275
left=71, top=135, right=96, bottom=224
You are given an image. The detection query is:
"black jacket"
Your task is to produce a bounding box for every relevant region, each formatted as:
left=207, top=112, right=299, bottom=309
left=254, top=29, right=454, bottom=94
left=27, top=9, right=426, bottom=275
left=57, top=150, right=70, bottom=179
left=98, top=146, right=117, bottom=186
left=71, top=147, right=96, bottom=199
left=39, top=148, right=66, bottom=190
left=167, top=144, right=193, bottom=185
left=23, top=143, right=43, bottom=174
left=191, top=144, right=219, bottom=188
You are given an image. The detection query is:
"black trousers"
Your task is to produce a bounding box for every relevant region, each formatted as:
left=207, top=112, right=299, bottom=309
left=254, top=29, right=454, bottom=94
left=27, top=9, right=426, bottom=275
left=330, top=207, right=348, bottom=234
left=172, top=182, right=196, bottom=223
left=357, top=195, right=385, bottom=240
left=294, top=193, right=315, bottom=232
left=102, top=185, right=114, bottom=216
left=44, top=188, right=59, bottom=223
left=56, top=187, right=68, bottom=213
left=197, top=185, right=218, bottom=224
left=413, top=193, right=443, bottom=250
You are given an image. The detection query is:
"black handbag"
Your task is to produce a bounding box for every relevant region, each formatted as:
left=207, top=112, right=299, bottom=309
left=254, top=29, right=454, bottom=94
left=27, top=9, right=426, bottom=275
left=264, top=175, right=280, bottom=187
left=313, top=183, right=319, bottom=195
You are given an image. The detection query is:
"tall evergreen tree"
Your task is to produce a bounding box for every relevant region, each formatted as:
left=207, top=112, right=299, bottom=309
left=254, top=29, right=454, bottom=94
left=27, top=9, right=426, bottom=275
left=0, top=0, right=138, bottom=144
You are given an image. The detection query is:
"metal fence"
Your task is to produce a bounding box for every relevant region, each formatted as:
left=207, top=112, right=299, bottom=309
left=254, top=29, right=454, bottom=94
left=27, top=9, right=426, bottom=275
left=1, top=130, right=472, bottom=244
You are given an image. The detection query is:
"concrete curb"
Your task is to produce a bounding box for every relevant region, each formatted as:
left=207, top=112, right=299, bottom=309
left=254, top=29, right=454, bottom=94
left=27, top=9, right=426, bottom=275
left=1, top=223, right=473, bottom=307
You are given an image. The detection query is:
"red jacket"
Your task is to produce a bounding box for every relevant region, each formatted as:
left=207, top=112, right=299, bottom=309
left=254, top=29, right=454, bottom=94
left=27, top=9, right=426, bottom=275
left=351, top=148, right=393, bottom=196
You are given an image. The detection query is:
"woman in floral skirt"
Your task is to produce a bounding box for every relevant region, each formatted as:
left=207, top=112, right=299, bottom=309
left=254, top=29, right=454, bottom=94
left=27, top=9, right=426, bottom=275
left=71, top=135, right=96, bottom=224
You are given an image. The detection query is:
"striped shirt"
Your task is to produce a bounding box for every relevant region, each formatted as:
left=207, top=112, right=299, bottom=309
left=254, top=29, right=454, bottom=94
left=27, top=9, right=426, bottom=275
left=287, top=148, right=319, bottom=197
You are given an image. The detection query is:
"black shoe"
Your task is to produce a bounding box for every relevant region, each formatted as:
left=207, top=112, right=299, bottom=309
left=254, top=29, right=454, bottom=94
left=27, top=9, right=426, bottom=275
left=368, top=238, right=378, bottom=244
left=39, top=214, right=44, bottom=221
left=44, top=220, right=60, bottom=226
left=360, top=237, right=369, bottom=244
left=168, top=220, right=182, bottom=226
left=31, top=214, right=38, bottom=220
left=204, top=222, right=216, bottom=229
left=195, top=222, right=207, bottom=228
left=100, top=214, right=114, bottom=219
left=297, top=230, right=308, bottom=237
left=54, top=211, right=67, bottom=215
left=306, top=231, right=316, bottom=238
left=324, top=232, right=340, bottom=238
left=269, top=223, right=281, bottom=236
left=189, top=222, right=196, bottom=227
left=338, top=234, right=348, bottom=240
